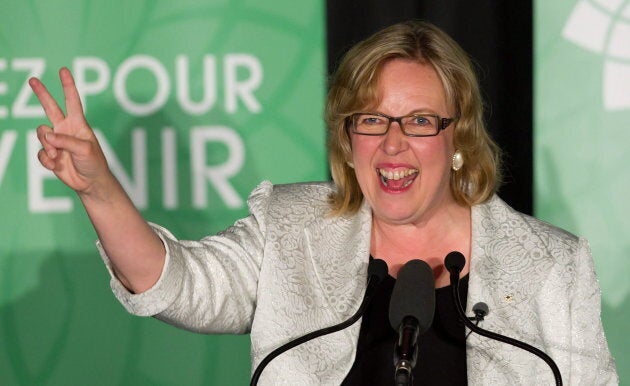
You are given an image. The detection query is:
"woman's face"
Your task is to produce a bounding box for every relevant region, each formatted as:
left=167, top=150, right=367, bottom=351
left=350, top=58, right=456, bottom=226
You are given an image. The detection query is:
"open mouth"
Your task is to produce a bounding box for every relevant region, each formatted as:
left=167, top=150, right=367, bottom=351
left=377, top=168, right=419, bottom=190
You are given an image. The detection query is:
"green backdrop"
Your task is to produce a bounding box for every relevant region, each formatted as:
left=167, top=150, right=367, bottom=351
left=0, top=1, right=326, bottom=384
left=535, top=0, right=629, bottom=382
left=2, top=0, right=627, bottom=384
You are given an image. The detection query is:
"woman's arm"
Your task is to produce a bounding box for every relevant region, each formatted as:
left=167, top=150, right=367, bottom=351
left=30, top=68, right=165, bottom=293
left=569, top=239, right=618, bottom=385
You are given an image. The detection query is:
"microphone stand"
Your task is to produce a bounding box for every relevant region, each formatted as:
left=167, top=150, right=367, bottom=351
left=393, top=316, right=419, bottom=386
left=445, top=253, right=563, bottom=386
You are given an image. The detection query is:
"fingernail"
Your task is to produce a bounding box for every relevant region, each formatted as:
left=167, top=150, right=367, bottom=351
left=45, top=133, right=55, bottom=141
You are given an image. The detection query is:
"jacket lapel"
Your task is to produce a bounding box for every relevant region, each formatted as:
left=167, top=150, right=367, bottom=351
left=303, top=199, right=373, bottom=321
left=467, top=195, right=557, bottom=383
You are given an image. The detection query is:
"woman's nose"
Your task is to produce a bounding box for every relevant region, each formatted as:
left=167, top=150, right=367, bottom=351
left=381, top=122, right=409, bottom=155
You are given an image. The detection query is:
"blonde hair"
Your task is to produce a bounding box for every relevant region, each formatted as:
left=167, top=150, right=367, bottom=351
left=326, top=20, right=502, bottom=215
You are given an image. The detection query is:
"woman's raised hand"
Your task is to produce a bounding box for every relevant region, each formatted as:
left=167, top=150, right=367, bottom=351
left=29, top=67, right=111, bottom=197
left=30, top=68, right=166, bottom=293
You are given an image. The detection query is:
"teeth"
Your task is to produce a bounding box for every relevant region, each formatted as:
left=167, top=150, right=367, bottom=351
left=378, top=168, right=418, bottom=181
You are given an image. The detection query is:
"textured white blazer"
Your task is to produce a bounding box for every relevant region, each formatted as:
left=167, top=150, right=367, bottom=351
left=99, top=181, right=618, bottom=385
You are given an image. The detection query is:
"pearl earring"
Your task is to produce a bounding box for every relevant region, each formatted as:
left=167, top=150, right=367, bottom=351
left=346, top=161, right=354, bottom=169
left=452, top=150, right=464, bottom=171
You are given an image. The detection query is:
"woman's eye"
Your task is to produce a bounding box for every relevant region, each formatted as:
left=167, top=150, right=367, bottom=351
left=411, top=116, right=430, bottom=125
left=363, top=116, right=382, bottom=125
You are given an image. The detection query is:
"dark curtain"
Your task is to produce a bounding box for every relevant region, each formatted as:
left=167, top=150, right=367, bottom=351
left=326, top=0, right=533, bottom=215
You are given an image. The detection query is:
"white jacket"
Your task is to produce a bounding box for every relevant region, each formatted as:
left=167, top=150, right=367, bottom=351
left=99, top=181, right=618, bottom=385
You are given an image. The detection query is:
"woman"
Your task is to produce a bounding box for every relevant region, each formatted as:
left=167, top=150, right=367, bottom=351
left=31, top=21, right=617, bottom=385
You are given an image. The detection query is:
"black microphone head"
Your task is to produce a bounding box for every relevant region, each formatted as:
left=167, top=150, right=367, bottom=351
left=388, top=259, right=435, bottom=334
left=444, top=251, right=466, bottom=274
left=472, top=302, right=489, bottom=318
left=368, top=258, right=388, bottom=282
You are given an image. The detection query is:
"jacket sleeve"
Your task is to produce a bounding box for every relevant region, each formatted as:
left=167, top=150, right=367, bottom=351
left=569, top=238, right=618, bottom=385
left=97, top=181, right=273, bottom=334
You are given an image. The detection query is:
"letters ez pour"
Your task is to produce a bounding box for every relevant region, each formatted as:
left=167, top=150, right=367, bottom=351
left=0, top=54, right=262, bottom=212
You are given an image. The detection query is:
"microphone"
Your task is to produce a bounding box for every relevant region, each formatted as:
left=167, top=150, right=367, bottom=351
left=444, top=251, right=563, bottom=386
left=388, top=260, right=435, bottom=386
left=471, top=302, right=489, bottom=320
left=249, top=258, right=388, bottom=386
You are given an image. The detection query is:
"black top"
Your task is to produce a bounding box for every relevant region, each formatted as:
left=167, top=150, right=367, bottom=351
left=342, top=270, right=469, bottom=385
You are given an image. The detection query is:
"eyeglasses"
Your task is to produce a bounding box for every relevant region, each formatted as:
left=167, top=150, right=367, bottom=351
left=347, top=112, right=455, bottom=137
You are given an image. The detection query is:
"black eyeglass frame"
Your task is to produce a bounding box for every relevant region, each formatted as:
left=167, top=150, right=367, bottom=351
left=347, top=112, right=455, bottom=137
